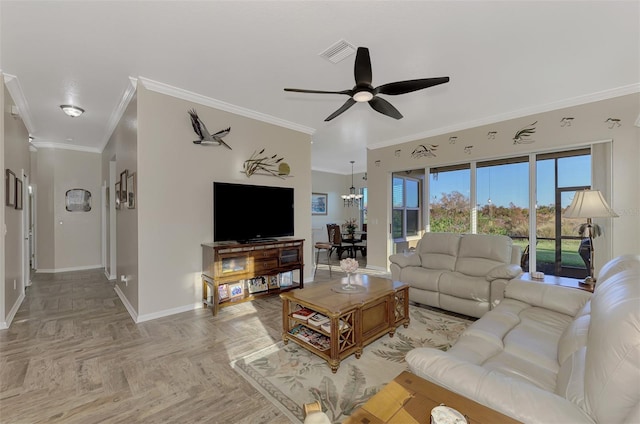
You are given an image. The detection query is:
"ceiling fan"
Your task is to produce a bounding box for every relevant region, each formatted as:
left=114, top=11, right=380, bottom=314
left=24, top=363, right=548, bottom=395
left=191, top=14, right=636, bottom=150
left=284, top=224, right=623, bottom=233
left=284, top=47, right=449, bottom=121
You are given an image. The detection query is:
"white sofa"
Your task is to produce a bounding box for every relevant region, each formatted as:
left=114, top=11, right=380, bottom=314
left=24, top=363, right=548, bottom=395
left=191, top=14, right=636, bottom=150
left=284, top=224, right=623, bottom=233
left=389, top=233, right=522, bottom=318
left=406, top=254, right=640, bottom=424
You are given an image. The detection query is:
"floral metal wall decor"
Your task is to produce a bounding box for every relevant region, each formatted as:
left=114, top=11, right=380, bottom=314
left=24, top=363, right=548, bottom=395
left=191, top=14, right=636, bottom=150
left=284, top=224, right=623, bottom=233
left=513, top=121, right=537, bottom=144
left=411, top=144, right=438, bottom=158
left=464, top=145, right=473, bottom=154
left=243, top=149, right=290, bottom=178
left=605, top=118, right=621, bottom=129
left=560, top=117, right=574, bottom=127
left=487, top=131, right=497, bottom=139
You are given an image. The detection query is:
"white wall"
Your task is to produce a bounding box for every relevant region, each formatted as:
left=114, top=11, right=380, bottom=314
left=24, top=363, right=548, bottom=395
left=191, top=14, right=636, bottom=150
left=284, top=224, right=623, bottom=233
left=1, top=78, right=6, bottom=327
left=34, top=148, right=102, bottom=272
left=102, top=92, right=138, bottom=313
left=367, top=93, right=640, bottom=273
left=2, top=82, right=30, bottom=327
left=133, top=83, right=312, bottom=320
left=312, top=170, right=367, bottom=230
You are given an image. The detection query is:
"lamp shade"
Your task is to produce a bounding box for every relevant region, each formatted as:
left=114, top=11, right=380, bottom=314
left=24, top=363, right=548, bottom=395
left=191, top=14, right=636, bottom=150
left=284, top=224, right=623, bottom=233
left=563, top=189, right=619, bottom=219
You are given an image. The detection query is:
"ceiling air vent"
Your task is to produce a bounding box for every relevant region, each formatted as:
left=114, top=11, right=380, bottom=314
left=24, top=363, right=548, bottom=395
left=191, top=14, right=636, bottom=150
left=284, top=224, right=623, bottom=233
left=319, top=40, right=356, bottom=64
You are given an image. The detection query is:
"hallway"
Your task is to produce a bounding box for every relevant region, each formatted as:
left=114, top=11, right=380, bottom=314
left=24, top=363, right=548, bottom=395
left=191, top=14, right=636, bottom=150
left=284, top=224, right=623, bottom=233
left=0, top=269, right=288, bottom=423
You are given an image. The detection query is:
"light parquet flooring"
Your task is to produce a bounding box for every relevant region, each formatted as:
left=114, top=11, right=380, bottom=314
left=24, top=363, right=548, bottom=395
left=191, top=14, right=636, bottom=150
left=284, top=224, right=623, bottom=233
left=0, top=253, right=371, bottom=423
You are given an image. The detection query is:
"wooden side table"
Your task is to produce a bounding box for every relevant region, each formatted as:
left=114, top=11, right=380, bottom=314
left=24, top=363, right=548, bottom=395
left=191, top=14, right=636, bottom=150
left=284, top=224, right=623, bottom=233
left=345, top=371, right=521, bottom=424
left=514, top=272, right=594, bottom=293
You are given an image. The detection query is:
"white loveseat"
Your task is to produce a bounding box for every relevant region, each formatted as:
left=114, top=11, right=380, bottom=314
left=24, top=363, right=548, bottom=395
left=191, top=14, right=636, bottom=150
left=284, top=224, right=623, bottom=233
left=406, top=254, right=640, bottom=424
left=389, top=233, right=522, bottom=318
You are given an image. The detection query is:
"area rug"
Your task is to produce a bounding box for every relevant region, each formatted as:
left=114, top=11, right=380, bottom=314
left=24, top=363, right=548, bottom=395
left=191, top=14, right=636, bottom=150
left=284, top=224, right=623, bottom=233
left=231, top=306, right=473, bottom=423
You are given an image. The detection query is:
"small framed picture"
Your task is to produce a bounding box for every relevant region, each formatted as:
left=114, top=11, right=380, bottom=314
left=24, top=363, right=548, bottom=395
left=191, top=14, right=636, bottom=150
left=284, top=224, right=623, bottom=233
left=268, top=275, right=279, bottom=289
left=247, top=276, right=268, bottom=294
left=279, top=271, right=293, bottom=287
left=228, top=281, right=244, bottom=299
left=120, top=170, right=128, bottom=205
left=311, top=192, right=328, bottom=215
left=218, top=284, right=229, bottom=301
left=5, top=169, right=16, bottom=207
left=126, top=172, right=136, bottom=209
left=15, top=178, right=23, bottom=210
left=114, top=182, right=121, bottom=210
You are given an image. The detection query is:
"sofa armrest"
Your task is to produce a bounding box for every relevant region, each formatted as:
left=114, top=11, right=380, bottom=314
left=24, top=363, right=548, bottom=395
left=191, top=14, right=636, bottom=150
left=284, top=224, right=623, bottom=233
left=388, top=253, right=421, bottom=268
left=505, top=280, right=592, bottom=317
left=406, top=348, right=595, bottom=424
left=486, top=264, right=522, bottom=282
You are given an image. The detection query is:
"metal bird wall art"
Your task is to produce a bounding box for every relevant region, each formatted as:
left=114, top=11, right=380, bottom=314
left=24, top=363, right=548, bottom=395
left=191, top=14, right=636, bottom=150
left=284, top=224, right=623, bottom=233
left=188, top=109, right=232, bottom=149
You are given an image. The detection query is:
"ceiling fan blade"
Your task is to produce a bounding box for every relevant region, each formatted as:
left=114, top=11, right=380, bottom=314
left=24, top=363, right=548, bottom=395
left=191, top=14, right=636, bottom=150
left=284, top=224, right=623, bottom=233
left=375, top=77, right=450, bottom=95
left=284, top=88, right=352, bottom=95
left=325, top=98, right=357, bottom=121
left=369, top=97, right=403, bottom=120
left=354, top=47, right=372, bottom=86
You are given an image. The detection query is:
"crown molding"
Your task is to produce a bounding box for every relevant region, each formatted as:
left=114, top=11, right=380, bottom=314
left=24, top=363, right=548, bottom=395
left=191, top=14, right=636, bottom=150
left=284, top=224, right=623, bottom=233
left=369, top=83, right=640, bottom=150
left=99, top=77, right=138, bottom=152
left=31, top=140, right=101, bottom=153
left=3, top=73, right=36, bottom=135
left=137, top=76, right=315, bottom=135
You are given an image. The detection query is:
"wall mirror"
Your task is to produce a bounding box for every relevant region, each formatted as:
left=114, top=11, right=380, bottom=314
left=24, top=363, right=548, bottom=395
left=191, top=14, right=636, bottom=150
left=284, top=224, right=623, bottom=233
left=66, top=189, right=92, bottom=212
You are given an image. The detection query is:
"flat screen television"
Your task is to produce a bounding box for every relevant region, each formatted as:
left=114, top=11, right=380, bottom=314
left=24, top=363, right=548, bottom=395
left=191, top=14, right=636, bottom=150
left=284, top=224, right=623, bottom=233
left=213, top=182, right=294, bottom=243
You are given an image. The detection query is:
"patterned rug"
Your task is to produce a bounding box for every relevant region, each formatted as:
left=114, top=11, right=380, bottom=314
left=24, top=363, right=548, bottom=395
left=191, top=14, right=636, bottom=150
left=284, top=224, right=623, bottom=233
left=231, top=306, right=472, bottom=423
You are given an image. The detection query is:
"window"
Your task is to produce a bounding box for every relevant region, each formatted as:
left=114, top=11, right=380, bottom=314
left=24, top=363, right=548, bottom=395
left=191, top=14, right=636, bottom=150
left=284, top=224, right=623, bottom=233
left=429, top=164, right=470, bottom=233
left=360, top=187, right=368, bottom=228
left=392, top=175, right=421, bottom=239
left=476, top=157, right=529, bottom=252
left=536, top=149, right=591, bottom=277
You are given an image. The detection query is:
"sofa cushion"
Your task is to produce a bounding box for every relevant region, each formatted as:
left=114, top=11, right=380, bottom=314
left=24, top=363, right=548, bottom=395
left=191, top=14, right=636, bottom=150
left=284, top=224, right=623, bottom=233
left=556, top=347, right=587, bottom=410
left=557, top=312, right=590, bottom=365
left=417, top=232, right=461, bottom=271
left=506, top=279, right=592, bottom=317
left=448, top=297, right=570, bottom=392
left=439, top=272, right=489, bottom=302
left=400, top=267, right=444, bottom=292
left=406, top=348, right=594, bottom=424
left=454, top=234, right=514, bottom=277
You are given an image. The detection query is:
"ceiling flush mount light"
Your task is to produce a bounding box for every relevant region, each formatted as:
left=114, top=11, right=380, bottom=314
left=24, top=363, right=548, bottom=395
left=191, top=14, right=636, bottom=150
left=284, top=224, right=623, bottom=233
left=353, top=90, right=373, bottom=102
left=60, top=104, right=85, bottom=117
left=341, top=161, right=363, bottom=207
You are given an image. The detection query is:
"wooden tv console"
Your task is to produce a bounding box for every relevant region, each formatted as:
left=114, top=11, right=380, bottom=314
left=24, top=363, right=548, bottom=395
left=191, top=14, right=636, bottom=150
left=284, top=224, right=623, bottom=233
left=201, top=238, right=304, bottom=316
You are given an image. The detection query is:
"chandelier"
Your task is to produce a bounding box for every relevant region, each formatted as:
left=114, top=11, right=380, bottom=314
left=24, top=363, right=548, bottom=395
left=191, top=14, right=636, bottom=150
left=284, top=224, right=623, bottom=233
left=342, top=161, right=363, bottom=207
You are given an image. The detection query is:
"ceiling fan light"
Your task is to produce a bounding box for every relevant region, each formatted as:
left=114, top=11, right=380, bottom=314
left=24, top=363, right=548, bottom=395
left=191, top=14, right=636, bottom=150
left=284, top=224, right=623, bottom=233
left=60, top=104, right=85, bottom=117
left=353, top=90, right=373, bottom=102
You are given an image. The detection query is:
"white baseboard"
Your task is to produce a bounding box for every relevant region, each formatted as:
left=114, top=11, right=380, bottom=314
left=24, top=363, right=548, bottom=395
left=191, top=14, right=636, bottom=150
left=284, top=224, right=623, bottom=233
left=136, top=303, right=201, bottom=323
left=1, top=291, right=26, bottom=329
left=114, top=285, right=138, bottom=322
left=36, top=264, right=103, bottom=273
left=114, top=285, right=200, bottom=323
left=104, top=269, right=116, bottom=280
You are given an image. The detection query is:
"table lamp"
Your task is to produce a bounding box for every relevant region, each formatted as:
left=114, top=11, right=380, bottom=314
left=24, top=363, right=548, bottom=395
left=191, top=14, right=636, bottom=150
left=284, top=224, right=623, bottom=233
left=563, top=189, right=618, bottom=285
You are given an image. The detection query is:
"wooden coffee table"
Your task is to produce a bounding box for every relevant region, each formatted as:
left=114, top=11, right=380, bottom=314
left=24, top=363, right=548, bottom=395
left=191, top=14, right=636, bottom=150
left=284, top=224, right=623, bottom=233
left=280, top=275, right=409, bottom=373
left=345, top=371, right=521, bottom=423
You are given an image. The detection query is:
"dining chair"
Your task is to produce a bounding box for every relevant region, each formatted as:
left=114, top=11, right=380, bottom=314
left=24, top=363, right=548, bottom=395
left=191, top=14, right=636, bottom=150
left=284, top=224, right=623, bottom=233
left=314, top=241, right=332, bottom=278
left=326, top=223, right=351, bottom=259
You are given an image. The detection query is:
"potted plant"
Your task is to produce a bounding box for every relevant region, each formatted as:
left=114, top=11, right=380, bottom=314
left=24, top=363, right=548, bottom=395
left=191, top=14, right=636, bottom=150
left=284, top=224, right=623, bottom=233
left=344, top=218, right=357, bottom=238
